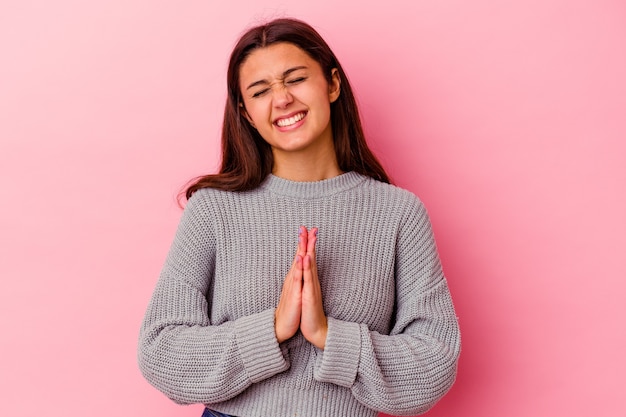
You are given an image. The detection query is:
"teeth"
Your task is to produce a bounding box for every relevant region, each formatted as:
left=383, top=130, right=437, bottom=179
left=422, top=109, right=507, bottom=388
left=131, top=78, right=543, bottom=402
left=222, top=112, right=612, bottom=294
left=276, top=112, right=305, bottom=127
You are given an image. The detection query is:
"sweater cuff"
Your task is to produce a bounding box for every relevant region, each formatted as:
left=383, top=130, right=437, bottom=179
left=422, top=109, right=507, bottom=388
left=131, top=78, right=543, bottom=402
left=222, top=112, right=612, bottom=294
left=234, top=308, right=289, bottom=383
left=313, top=317, right=361, bottom=387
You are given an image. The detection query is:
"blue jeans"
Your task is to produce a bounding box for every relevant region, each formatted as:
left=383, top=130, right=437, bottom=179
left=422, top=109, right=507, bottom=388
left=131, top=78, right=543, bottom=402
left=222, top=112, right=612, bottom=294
left=201, top=408, right=236, bottom=417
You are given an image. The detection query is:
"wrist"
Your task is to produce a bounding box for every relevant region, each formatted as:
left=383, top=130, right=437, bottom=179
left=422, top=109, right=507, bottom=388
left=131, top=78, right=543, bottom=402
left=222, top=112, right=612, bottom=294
left=312, top=320, right=328, bottom=350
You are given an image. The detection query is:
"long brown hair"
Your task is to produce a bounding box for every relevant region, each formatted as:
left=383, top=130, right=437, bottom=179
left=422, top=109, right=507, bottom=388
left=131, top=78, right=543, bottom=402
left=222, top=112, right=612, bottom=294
left=184, top=18, right=390, bottom=200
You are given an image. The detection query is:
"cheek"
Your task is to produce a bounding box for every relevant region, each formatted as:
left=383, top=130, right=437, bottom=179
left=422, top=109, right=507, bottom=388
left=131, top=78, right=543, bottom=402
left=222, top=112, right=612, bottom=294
left=243, top=102, right=264, bottom=124
left=313, top=94, right=333, bottom=120
left=309, top=85, right=333, bottom=113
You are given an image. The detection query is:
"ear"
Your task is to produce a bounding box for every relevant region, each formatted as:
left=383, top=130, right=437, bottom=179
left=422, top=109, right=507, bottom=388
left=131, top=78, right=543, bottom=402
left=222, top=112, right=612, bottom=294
left=239, top=102, right=256, bottom=128
left=328, top=68, right=341, bottom=103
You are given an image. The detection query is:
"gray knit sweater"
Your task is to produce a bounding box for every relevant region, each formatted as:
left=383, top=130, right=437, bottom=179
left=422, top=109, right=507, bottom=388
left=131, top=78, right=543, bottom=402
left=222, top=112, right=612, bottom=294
left=138, top=172, right=460, bottom=417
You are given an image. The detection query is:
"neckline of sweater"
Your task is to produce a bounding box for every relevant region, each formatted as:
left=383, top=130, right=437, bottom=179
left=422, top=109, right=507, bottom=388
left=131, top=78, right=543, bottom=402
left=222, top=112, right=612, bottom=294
left=260, top=171, right=367, bottom=199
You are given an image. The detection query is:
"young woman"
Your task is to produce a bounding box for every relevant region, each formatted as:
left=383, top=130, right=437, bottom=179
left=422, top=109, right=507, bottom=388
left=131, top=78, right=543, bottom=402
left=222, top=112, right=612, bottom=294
left=138, top=17, right=460, bottom=417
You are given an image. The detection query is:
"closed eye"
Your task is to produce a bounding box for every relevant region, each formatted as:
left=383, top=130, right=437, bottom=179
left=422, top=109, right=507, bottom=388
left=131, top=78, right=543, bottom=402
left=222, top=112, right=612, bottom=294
left=250, top=76, right=307, bottom=98
left=251, top=88, right=270, bottom=98
left=286, top=77, right=307, bottom=85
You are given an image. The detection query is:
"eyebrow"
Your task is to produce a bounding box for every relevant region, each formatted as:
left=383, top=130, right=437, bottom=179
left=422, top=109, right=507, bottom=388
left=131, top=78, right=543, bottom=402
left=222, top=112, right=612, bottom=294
left=245, top=66, right=308, bottom=90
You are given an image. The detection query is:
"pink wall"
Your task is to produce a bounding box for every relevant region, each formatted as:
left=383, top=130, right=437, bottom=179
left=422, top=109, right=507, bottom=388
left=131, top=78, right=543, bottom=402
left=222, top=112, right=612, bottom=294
left=1, top=1, right=625, bottom=416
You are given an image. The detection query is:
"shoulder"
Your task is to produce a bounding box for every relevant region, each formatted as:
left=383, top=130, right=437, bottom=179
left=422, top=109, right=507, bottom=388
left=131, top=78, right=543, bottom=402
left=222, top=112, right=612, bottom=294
left=183, top=185, right=268, bottom=222
left=181, top=187, right=236, bottom=226
left=358, top=176, right=426, bottom=210
left=186, top=186, right=228, bottom=204
left=185, top=186, right=251, bottom=208
left=355, top=177, right=435, bottom=237
left=184, top=187, right=220, bottom=213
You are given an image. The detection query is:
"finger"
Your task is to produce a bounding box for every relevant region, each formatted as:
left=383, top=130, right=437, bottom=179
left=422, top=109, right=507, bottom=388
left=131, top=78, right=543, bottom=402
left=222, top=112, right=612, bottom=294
left=288, top=227, right=307, bottom=277
left=294, top=254, right=304, bottom=285
left=286, top=253, right=303, bottom=288
left=300, top=254, right=328, bottom=349
left=306, top=228, right=318, bottom=277
left=290, top=255, right=304, bottom=321
left=306, top=227, right=318, bottom=256
left=301, top=254, right=315, bottom=306
left=297, top=226, right=308, bottom=257
left=302, top=253, right=311, bottom=276
left=302, top=254, right=320, bottom=297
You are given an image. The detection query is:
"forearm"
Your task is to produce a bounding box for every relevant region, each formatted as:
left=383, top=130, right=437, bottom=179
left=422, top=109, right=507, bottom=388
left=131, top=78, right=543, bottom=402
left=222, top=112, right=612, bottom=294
left=313, top=283, right=460, bottom=415
left=138, top=280, right=289, bottom=404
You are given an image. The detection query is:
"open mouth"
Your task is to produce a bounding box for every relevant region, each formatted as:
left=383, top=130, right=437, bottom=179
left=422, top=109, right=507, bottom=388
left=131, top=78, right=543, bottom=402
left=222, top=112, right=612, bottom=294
left=275, top=111, right=307, bottom=128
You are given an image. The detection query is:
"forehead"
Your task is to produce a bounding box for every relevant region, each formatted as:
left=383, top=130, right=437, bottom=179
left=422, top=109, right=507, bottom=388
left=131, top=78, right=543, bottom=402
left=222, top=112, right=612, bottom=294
left=239, top=42, right=321, bottom=82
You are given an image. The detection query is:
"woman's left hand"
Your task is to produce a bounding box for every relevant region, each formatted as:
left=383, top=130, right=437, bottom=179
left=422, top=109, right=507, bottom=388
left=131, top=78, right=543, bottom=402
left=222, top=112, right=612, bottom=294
left=299, top=227, right=328, bottom=349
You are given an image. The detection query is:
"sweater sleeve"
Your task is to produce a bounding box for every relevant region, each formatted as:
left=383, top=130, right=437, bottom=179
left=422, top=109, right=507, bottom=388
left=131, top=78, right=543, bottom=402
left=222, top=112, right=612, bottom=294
left=313, top=197, right=461, bottom=416
left=137, top=193, right=289, bottom=405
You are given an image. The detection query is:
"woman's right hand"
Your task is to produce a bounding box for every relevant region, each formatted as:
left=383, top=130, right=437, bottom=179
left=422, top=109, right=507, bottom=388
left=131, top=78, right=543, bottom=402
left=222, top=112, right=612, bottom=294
left=274, top=226, right=307, bottom=343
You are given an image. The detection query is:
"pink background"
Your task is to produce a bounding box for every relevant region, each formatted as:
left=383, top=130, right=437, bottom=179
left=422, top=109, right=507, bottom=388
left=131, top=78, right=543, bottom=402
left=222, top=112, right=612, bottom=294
left=1, top=1, right=625, bottom=416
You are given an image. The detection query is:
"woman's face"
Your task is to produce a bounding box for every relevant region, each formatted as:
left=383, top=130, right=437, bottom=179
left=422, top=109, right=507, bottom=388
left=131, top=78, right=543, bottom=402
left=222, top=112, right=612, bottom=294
left=239, top=42, right=340, bottom=158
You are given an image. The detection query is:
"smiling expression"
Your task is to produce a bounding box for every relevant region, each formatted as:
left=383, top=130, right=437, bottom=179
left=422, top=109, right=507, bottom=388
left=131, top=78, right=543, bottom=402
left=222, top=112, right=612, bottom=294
left=239, top=42, right=341, bottom=159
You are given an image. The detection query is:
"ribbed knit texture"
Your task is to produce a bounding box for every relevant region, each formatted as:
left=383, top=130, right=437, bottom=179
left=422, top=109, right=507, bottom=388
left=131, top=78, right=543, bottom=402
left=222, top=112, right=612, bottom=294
left=138, top=172, right=460, bottom=417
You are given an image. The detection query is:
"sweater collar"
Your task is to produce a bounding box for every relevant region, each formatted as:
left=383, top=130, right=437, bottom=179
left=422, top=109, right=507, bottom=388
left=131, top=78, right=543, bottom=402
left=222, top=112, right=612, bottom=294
left=259, top=171, right=366, bottom=199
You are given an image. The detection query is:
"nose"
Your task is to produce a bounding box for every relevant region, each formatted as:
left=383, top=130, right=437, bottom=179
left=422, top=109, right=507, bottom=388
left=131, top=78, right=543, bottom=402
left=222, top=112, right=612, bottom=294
left=271, top=83, right=293, bottom=108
